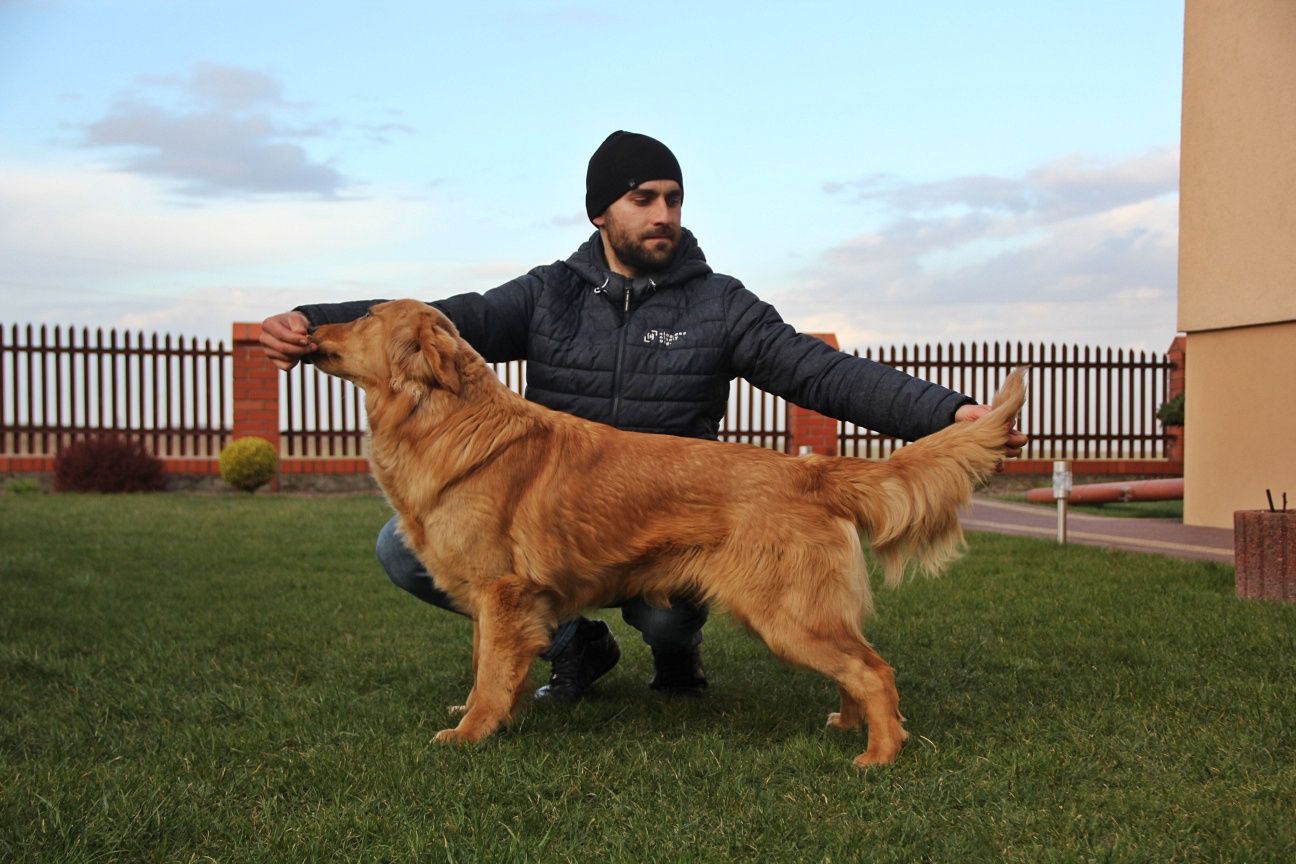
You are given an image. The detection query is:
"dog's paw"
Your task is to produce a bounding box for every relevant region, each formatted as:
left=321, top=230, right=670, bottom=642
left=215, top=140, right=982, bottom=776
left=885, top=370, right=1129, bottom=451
left=852, top=735, right=905, bottom=767
left=852, top=751, right=898, bottom=768
left=825, top=712, right=863, bottom=731
left=434, top=727, right=470, bottom=744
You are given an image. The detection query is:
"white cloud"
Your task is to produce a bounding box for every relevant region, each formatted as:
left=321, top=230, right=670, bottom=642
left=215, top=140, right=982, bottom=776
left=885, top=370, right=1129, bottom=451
left=83, top=99, right=346, bottom=196
left=75, top=61, right=412, bottom=198
left=826, top=148, right=1178, bottom=222
left=183, top=62, right=293, bottom=111
left=786, top=149, right=1180, bottom=351
left=0, top=163, right=409, bottom=267
left=0, top=161, right=435, bottom=339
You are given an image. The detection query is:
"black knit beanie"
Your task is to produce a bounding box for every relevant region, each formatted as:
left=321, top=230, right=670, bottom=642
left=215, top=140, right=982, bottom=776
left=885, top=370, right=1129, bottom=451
left=585, top=131, right=683, bottom=221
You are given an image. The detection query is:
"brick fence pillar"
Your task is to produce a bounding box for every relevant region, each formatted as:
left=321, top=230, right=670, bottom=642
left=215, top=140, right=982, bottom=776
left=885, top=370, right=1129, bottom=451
left=1166, top=334, right=1186, bottom=464
left=787, top=332, right=840, bottom=456
left=1167, top=334, right=1186, bottom=400
left=231, top=323, right=280, bottom=452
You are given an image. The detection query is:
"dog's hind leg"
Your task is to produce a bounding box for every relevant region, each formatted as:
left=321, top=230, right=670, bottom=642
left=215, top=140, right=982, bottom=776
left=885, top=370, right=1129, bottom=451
left=842, top=639, right=908, bottom=766
left=435, top=579, right=551, bottom=744
left=828, top=681, right=905, bottom=734
left=745, top=615, right=907, bottom=767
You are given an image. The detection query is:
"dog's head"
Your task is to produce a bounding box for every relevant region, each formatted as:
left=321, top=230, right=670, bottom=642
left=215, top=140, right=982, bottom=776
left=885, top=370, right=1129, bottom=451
left=311, top=299, right=467, bottom=399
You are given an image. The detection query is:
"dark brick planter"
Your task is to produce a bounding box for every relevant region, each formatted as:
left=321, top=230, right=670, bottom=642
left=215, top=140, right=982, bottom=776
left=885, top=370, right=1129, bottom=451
left=1234, top=510, right=1296, bottom=602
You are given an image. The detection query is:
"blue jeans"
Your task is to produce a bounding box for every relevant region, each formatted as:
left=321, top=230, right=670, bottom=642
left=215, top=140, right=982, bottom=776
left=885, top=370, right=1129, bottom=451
left=375, top=516, right=707, bottom=662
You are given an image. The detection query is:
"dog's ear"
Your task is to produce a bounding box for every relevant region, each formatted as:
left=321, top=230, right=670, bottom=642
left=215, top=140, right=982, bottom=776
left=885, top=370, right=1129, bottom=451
left=392, top=313, right=461, bottom=394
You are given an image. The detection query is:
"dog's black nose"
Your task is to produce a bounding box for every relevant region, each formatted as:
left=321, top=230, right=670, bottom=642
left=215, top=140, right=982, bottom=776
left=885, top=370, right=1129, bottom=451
left=306, top=325, right=318, bottom=336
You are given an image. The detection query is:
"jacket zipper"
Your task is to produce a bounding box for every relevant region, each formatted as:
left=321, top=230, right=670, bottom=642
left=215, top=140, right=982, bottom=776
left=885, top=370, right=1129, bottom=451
left=611, top=286, right=631, bottom=424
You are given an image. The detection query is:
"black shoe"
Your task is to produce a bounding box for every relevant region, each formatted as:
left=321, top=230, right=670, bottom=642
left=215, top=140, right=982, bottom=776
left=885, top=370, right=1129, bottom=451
left=648, top=645, right=708, bottom=696
left=534, top=619, right=620, bottom=702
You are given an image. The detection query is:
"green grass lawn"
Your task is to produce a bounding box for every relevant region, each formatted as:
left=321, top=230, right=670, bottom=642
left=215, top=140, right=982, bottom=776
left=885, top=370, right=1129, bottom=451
left=2, top=493, right=1293, bottom=863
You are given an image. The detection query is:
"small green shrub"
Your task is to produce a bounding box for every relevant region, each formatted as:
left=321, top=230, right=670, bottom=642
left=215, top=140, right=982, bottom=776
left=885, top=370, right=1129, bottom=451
left=54, top=435, right=167, bottom=493
left=219, top=437, right=279, bottom=492
left=1156, top=393, right=1185, bottom=426
left=5, top=477, right=43, bottom=495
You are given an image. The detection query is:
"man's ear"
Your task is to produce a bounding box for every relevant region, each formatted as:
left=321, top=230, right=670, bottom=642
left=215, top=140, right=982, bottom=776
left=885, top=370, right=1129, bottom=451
left=392, top=315, right=461, bottom=394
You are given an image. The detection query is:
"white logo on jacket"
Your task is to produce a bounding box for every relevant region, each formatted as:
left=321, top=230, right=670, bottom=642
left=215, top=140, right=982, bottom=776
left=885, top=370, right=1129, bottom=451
left=643, top=329, right=688, bottom=347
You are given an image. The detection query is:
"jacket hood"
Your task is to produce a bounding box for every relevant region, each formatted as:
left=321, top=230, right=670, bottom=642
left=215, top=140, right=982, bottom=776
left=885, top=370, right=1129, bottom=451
left=563, top=228, right=713, bottom=294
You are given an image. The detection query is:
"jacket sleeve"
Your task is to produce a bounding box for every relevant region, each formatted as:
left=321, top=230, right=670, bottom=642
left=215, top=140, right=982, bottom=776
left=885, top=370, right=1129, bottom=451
left=725, top=281, right=974, bottom=441
left=293, top=273, right=539, bottom=364
left=427, top=274, right=538, bottom=363
left=294, top=298, right=388, bottom=326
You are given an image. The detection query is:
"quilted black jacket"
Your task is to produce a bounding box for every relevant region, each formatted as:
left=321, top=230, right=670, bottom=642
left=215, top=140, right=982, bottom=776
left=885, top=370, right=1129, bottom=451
left=295, top=229, right=973, bottom=441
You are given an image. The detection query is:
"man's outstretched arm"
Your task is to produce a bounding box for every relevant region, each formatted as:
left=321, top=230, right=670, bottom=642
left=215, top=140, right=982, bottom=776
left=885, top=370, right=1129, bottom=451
left=259, top=310, right=314, bottom=371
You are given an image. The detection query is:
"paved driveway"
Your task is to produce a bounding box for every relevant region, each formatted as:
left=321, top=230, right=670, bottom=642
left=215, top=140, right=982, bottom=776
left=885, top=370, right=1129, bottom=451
left=964, top=496, right=1235, bottom=564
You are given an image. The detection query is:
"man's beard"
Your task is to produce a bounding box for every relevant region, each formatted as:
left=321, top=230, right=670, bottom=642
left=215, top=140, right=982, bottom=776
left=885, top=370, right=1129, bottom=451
left=606, top=221, right=679, bottom=276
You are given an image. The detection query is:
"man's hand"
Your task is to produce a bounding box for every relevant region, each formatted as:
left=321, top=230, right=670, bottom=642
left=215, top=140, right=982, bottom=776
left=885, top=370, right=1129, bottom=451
left=954, top=403, right=1028, bottom=460
left=259, top=311, right=314, bottom=371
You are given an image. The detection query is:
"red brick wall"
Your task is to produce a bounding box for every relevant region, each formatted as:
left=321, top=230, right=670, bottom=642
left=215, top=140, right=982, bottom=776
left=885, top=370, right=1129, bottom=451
left=1167, top=334, right=1186, bottom=401
left=230, top=323, right=279, bottom=449
left=787, top=333, right=839, bottom=456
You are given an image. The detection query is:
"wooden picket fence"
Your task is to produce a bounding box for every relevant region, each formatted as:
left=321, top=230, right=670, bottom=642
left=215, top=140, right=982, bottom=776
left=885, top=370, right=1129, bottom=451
left=1, top=321, right=1178, bottom=471
left=0, top=324, right=230, bottom=460
left=841, top=341, right=1174, bottom=460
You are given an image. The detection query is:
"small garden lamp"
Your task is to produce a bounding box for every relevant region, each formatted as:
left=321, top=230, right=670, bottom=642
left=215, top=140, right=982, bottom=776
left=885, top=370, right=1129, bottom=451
left=1052, top=460, right=1073, bottom=544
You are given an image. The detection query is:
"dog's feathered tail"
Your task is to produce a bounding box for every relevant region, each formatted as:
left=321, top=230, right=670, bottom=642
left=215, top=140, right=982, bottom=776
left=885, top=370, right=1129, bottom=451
left=822, top=367, right=1028, bottom=587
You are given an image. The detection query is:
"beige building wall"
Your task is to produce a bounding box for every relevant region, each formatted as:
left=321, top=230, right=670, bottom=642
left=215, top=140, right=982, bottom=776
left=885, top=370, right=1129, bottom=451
left=1184, top=324, right=1296, bottom=526
left=1179, top=0, right=1296, bottom=528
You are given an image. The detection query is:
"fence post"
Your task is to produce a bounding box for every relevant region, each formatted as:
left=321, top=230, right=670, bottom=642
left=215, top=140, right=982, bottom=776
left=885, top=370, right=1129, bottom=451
left=230, top=323, right=280, bottom=459
left=1166, top=334, right=1186, bottom=464
left=787, top=332, right=840, bottom=456
left=1167, top=334, right=1186, bottom=401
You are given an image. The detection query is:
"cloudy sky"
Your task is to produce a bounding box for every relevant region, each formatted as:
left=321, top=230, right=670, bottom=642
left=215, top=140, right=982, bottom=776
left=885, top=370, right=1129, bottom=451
left=0, top=0, right=1184, bottom=352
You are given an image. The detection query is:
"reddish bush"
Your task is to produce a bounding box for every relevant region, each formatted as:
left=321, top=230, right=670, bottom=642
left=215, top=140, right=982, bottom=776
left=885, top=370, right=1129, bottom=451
left=54, top=435, right=167, bottom=493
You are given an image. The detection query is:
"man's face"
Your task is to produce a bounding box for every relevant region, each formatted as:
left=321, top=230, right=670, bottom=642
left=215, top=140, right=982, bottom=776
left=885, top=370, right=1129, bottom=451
left=593, top=179, right=683, bottom=277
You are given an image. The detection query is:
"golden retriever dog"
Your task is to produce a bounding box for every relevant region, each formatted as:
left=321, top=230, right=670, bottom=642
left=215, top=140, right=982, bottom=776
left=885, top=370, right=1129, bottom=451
left=311, top=299, right=1027, bottom=766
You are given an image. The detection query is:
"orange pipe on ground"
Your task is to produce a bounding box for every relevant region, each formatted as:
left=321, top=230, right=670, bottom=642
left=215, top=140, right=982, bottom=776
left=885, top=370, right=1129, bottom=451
left=1024, top=477, right=1184, bottom=504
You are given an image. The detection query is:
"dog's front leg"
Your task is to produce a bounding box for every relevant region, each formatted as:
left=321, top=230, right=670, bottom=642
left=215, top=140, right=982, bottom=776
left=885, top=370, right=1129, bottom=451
left=448, top=620, right=483, bottom=717
left=435, top=579, right=550, bottom=744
